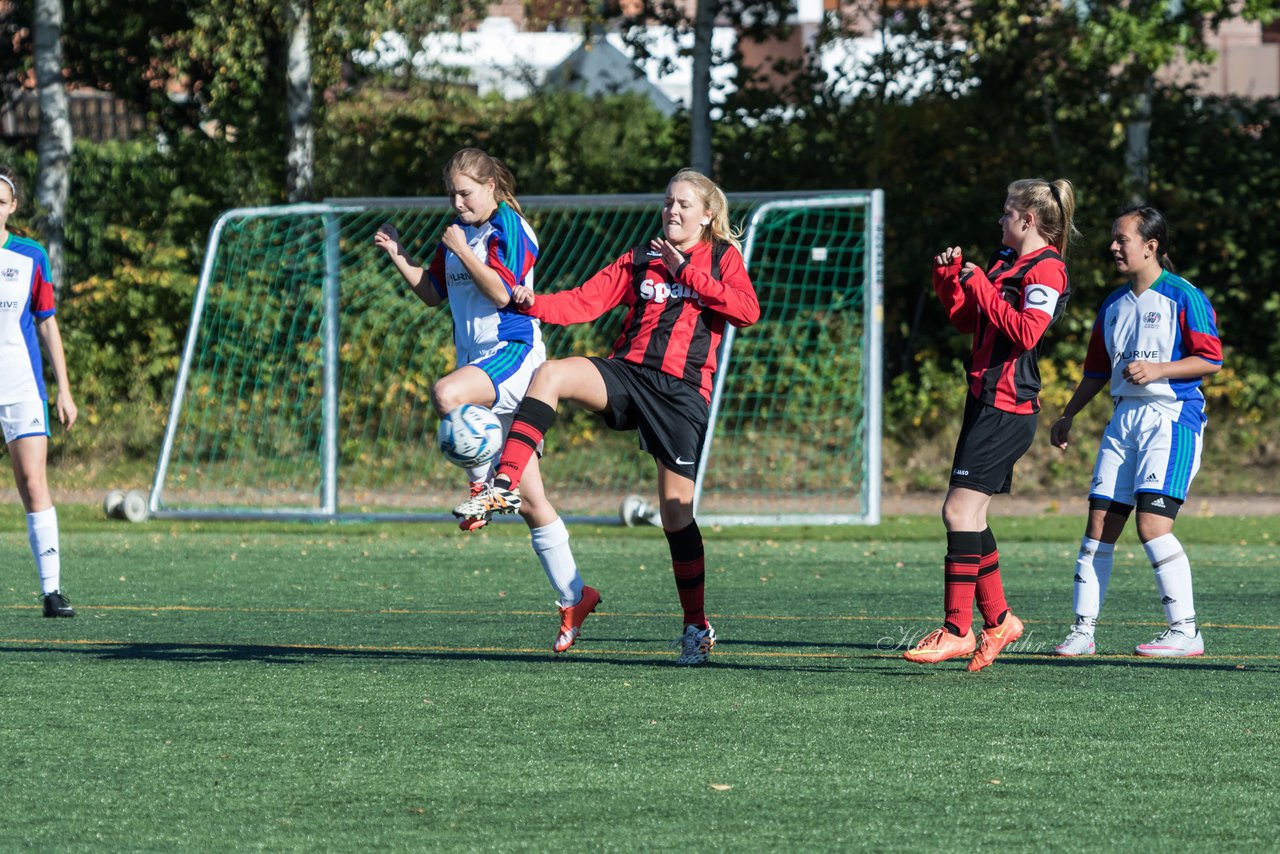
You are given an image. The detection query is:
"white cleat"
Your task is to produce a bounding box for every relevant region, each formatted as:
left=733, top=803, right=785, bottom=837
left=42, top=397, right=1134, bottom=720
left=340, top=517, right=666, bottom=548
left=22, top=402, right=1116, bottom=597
left=1135, top=627, right=1204, bottom=658
left=673, top=623, right=716, bottom=665
left=1055, top=626, right=1097, bottom=657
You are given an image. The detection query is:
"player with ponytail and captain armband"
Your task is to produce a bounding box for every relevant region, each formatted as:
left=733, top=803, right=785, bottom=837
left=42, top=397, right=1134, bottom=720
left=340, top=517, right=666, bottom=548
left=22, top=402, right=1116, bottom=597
left=453, top=168, right=759, bottom=664
left=374, top=148, right=586, bottom=625
left=906, top=178, right=1077, bottom=671
left=0, top=165, right=78, bottom=617
left=1050, top=205, right=1221, bottom=658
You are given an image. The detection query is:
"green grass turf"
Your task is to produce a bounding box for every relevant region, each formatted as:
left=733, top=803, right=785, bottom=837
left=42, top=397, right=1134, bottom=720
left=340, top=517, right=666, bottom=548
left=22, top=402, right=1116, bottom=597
left=1, top=509, right=1278, bottom=851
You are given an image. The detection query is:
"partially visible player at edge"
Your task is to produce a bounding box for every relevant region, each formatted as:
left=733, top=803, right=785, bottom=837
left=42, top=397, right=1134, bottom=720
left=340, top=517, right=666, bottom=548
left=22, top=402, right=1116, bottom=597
left=453, top=168, right=760, bottom=665
left=1050, top=205, right=1221, bottom=658
left=0, top=165, right=78, bottom=617
left=374, top=149, right=585, bottom=617
left=907, top=178, right=1077, bottom=670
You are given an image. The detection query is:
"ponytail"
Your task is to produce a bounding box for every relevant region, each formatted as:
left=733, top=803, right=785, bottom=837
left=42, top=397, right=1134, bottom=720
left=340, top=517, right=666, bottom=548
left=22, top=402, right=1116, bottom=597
left=1007, top=178, right=1080, bottom=256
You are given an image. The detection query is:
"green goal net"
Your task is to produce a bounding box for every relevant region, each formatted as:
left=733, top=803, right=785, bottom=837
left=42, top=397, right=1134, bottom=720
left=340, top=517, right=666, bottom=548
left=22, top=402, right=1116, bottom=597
left=149, top=192, right=882, bottom=524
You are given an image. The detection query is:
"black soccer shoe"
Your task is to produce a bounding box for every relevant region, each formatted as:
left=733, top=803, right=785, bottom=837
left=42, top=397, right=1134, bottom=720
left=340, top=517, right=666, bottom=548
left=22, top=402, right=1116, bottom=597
left=42, top=591, right=76, bottom=618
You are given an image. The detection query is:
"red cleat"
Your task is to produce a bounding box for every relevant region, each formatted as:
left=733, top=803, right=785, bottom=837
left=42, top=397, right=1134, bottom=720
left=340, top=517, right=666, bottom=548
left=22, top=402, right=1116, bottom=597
left=553, top=586, right=601, bottom=653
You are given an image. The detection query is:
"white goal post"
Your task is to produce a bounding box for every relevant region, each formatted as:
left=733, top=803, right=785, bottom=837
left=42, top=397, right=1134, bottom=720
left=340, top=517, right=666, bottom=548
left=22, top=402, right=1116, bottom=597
left=148, top=191, right=883, bottom=525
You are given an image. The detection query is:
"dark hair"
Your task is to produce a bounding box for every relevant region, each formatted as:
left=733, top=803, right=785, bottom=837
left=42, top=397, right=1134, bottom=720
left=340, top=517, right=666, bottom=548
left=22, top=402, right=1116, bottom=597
left=1116, top=205, right=1176, bottom=273
left=443, top=148, right=522, bottom=215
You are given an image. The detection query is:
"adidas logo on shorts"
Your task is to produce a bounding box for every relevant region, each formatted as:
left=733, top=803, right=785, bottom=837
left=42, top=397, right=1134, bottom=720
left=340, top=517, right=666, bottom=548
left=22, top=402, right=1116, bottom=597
left=1145, top=472, right=1159, bottom=482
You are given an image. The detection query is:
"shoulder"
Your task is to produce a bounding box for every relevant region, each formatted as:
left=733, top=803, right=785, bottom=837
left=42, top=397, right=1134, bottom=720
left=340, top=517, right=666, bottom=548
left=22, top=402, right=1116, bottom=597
left=490, top=203, right=534, bottom=238
left=1098, top=284, right=1131, bottom=311
left=4, top=234, right=49, bottom=264
left=1153, top=271, right=1210, bottom=303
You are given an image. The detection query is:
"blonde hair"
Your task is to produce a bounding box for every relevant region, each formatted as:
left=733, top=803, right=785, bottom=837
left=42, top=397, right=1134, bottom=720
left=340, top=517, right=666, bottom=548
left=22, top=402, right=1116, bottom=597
left=443, top=148, right=522, bottom=215
left=1007, top=178, right=1079, bottom=256
left=669, top=168, right=742, bottom=251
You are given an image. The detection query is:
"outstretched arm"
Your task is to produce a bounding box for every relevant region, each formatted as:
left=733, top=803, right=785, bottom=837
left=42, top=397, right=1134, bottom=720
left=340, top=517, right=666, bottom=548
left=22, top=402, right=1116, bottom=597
left=36, top=316, right=77, bottom=430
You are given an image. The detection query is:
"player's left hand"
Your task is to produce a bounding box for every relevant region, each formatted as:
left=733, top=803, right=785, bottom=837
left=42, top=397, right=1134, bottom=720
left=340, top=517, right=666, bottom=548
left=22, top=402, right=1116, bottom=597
left=56, top=389, right=77, bottom=431
left=1122, top=360, right=1163, bottom=386
left=650, top=238, right=687, bottom=275
left=959, top=261, right=980, bottom=285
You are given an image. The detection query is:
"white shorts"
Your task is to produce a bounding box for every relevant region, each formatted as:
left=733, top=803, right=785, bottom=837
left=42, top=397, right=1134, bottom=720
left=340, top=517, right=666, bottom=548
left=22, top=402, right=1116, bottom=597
left=0, top=399, right=51, bottom=444
left=1088, top=399, right=1203, bottom=505
left=469, top=340, right=546, bottom=417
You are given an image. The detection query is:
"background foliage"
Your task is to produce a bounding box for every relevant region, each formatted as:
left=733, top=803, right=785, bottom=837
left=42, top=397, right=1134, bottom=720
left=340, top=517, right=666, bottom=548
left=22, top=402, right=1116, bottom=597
left=0, top=0, right=1277, bottom=494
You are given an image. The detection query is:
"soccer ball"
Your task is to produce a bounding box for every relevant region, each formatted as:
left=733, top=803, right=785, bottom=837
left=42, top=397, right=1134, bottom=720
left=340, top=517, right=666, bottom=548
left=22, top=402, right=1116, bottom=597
left=437, top=404, right=504, bottom=468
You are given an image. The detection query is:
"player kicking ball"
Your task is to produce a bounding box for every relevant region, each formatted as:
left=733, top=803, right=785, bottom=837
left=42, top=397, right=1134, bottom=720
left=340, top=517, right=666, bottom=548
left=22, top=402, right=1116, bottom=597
left=1050, top=205, right=1221, bottom=658
left=453, top=169, right=759, bottom=664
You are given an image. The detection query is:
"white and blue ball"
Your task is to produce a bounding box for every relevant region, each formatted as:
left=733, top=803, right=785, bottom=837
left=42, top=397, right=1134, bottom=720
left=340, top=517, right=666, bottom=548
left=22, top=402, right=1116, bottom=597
left=437, top=404, right=503, bottom=468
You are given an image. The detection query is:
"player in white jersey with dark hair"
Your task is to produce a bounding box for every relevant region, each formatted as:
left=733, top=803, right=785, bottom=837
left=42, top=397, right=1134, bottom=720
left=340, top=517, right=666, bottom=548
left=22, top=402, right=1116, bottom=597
left=0, top=165, right=78, bottom=617
left=374, top=149, right=586, bottom=642
left=1050, top=205, right=1222, bottom=658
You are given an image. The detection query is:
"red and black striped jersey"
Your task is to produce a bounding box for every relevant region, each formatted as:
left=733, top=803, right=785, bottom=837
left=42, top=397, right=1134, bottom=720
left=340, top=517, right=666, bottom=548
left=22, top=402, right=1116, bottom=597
left=933, top=245, right=1070, bottom=414
left=524, top=240, right=759, bottom=402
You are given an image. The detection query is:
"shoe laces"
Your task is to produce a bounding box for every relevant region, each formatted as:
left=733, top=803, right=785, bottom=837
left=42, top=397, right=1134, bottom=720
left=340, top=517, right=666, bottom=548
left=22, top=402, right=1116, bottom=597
left=916, top=627, right=949, bottom=648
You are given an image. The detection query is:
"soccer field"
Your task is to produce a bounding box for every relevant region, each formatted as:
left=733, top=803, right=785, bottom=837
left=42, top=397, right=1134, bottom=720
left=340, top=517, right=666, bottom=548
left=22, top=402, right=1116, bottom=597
left=2, top=510, right=1277, bottom=851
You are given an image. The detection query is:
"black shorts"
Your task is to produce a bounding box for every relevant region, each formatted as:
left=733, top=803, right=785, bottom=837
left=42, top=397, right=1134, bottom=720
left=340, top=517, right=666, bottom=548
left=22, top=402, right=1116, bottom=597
left=949, top=395, right=1038, bottom=495
left=589, top=357, right=709, bottom=479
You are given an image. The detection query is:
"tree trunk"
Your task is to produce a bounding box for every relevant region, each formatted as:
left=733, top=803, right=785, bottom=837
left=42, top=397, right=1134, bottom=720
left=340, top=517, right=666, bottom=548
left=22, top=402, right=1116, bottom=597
left=33, top=0, right=72, bottom=297
left=689, top=0, right=716, bottom=174
left=1124, top=77, right=1154, bottom=206
left=285, top=0, right=315, bottom=203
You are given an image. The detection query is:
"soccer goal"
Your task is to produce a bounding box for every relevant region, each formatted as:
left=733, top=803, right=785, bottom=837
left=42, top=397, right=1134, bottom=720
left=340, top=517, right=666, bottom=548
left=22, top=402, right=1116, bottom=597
left=148, top=190, right=882, bottom=524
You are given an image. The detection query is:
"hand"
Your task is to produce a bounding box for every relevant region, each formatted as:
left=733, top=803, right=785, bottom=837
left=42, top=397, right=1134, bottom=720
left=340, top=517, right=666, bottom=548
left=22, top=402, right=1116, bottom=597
left=650, top=238, right=687, bottom=275
left=373, top=224, right=401, bottom=257
left=1122, top=360, right=1163, bottom=386
left=56, top=389, right=77, bottom=431
left=1050, top=414, right=1072, bottom=450
left=933, top=246, right=962, bottom=267
left=509, top=285, right=535, bottom=310
left=441, top=224, right=470, bottom=256
left=959, top=261, right=980, bottom=284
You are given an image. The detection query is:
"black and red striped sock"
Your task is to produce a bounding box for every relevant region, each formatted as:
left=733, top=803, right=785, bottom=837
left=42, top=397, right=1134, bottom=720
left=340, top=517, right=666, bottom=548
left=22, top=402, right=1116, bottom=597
left=975, top=526, right=1009, bottom=629
left=493, top=398, right=557, bottom=490
left=666, top=520, right=706, bottom=629
left=943, top=531, right=982, bottom=636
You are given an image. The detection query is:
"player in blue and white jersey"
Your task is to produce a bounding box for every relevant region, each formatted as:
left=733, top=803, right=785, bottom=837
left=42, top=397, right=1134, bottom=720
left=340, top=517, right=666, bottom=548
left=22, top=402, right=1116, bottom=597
left=1050, top=206, right=1222, bottom=658
left=374, top=150, right=586, bottom=646
left=0, top=166, right=78, bottom=617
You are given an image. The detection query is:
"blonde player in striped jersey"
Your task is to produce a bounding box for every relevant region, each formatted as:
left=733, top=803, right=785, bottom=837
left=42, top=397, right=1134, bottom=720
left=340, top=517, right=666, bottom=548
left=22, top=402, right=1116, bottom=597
left=1051, top=205, right=1222, bottom=658
left=0, top=165, right=77, bottom=617
left=375, top=149, right=586, bottom=648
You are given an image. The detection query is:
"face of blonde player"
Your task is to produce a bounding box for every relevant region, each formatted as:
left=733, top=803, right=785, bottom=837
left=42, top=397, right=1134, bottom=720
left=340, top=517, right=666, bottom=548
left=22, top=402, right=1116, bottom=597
left=1109, top=214, right=1160, bottom=280
left=662, top=180, right=710, bottom=251
left=998, top=195, right=1028, bottom=251
left=0, top=182, right=16, bottom=237
left=446, top=172, right=498, bottom=225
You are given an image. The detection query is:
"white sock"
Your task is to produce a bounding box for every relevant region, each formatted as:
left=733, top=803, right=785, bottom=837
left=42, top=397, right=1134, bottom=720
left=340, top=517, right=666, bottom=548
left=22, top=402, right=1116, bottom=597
left=27, top=507, right=61, bottom=595
left=1071, top=537, right=1114, bottom=629
left=1144, top=533, right=1196, bottom=632
left=529, top=517, right=582, bottom=608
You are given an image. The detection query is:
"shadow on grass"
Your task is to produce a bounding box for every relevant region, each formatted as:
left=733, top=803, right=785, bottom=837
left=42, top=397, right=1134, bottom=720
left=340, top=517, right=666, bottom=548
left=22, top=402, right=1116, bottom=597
left=0, top=640, right=861, bottom=673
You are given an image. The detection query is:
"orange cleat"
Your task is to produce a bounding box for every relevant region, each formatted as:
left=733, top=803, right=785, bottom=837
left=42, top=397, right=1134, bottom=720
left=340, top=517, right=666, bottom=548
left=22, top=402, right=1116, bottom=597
left=553, top=585, right=602, bottom=653
left=904, top=626, right=977, bottom=663
left=967, top=612, right=1025, bottom=672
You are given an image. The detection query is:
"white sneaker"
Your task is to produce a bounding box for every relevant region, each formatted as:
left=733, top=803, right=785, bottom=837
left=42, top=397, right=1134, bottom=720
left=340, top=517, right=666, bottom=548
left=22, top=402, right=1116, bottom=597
left=1055, top=626, right=1096, bottom=657
left=674, top=623, right=716, bottom=665
left=1135, top=627, right=1204, bottom=658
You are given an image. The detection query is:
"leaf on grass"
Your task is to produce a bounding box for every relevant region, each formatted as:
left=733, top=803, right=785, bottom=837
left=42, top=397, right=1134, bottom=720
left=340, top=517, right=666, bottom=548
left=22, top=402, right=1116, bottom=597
left=710, top=783, right=733, bottom=791
left=988, top=779, right=1001, bottom=785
